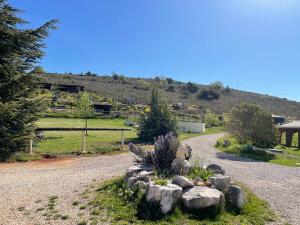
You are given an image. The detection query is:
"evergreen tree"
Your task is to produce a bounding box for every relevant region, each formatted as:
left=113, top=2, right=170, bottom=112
left=0, top=0, right=57, bottom=160
left=138, top=89, right=177, bottom=141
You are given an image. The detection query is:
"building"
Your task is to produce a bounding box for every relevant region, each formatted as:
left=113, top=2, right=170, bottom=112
left=272, top=115, right=285, bottom=125
left=93, top=102, right=112, bottom=115
left=40, top=83, right=85, bottom=93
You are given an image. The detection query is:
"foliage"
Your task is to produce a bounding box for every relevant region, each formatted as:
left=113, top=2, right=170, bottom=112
left=226, top=103, right=276, bottom=148
left=76, top=92, right=93, bottom=135
left=154, top=179, right=168, bottom=186
left=188, top=166, right=214, bottom=181
left=31, top=66, right=45, bottom=74
left=153, top=132, right=180, bottom=172
left=88, top=177, right=277, bottom=225
left=128, top=143, right=154, bottom=164
left=205, top=113, right=223, bottom=127
left=186, top=82, right=198, bottom=93
left=138, top=88, right=177, bottom=141
left=210, top=81, right=224, bottom=90
left=216, top=136, right=300, bottom=167
left=0, top=0, right=57, bottom=160
left=198, top=88, right=220, bottom=101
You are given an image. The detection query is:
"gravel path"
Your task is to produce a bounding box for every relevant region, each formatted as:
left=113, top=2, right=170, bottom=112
left=1, top=134, right=299, bottom=224
left=0, top=154, right=133, bottom=225
left=183, top=133, right=300, bottom=225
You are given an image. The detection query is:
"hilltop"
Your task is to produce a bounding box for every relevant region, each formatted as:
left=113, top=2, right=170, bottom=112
left=38, top=73, right=300, bottom=119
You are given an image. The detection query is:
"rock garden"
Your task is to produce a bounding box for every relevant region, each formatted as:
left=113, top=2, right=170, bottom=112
left=125, top=132, right=246, bottom=220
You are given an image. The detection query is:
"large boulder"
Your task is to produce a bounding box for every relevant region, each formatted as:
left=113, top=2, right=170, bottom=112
left=207, top=164, right=225, bottom=175
left=171, top=159, right=191, bottom=175
left=226, top=185, right=246, bottom=212
left=208, top=174, right=231, bottom=192
left=182, top=186, right=223, bottom=210
left=172, top=175, right=194, bottom=189
left=146, top=183, right=182, bottom=214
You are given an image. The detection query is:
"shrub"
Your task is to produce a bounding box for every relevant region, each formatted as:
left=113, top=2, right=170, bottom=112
left=138, top=89, right=177, bottom=141
left=186, top=82, right=198, bottom=94
left=153, top=133, right=180, bottom=172
left=226, top=103, right=276, bottom=148
left=188, top=166, right=213, bottom=181
left=205, top=113, right=223, bottom=127
left=198, top=89, right=220, bottom=101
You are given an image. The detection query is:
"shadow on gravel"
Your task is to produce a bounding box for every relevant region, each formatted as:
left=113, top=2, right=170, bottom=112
left=215, top=152, right=258, bottom=163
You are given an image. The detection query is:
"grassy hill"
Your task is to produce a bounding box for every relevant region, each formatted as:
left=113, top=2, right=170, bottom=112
left=39, top=73, right=300, bottom=119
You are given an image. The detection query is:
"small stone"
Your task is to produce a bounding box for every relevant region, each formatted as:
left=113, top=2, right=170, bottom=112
left=208, top=174, right=231, bottom=192
left=226, top=185, right=246, bottom=212
left=207, top=164, right=225, bottom=175
left=194, top=177, right=205, bottom=186
left=172, top=175, right=194, bottom=189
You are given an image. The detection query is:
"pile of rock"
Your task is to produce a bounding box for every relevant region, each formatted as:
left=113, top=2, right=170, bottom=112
left=125, top=161, right=246, bottom=216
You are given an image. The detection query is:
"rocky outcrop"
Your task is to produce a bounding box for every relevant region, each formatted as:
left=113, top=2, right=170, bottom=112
left=181, top=186, right=223, bottom=210
left=146, top=183, right=182, bottom=214
left=172, top=175, right=194, bottom=189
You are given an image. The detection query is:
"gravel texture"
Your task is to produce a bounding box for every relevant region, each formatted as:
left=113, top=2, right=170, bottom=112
left=0, top=154, right=133, bottom=225
left=183, top=133, right=300, bottom=225
left=1, top=134, right=299, bottom=224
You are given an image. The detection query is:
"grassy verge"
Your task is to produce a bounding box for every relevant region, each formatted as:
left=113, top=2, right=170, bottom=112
left=83, top=177, right=278, bottom=225
left=216, top=137, right=300, bottom=167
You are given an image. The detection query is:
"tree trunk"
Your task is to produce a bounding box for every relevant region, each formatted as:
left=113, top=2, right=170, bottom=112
left=85, top=118, right=88, bottom=136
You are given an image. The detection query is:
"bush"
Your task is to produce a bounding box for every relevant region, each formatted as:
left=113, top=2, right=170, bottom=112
left=205, top=113, right=223, bottom=127
left=186, top=82, right=198, bottom=94
left=226, top=103, right=276, bottom=148
left=138, top=89, right=177, bottom=141
left=198, top=89, right=220, bottom=101
left=153, top=133, right=180, bottom=172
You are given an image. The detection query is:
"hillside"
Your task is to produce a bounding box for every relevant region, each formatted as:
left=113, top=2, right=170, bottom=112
left=39, top=73, right=300, bottom=119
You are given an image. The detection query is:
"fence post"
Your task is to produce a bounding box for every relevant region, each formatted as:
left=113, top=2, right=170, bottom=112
left=81, top=130, right=86, bottom=153
left=121, top=130, right=124, bottom=150
left=29, top=138, right=33, bottom=155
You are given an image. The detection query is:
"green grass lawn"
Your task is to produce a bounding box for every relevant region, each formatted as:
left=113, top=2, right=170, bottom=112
left=216, top=137, right=300, bottom=167
left=78, top=177, right=278, bottom=225
left=10, top=118, right=224, bottom=162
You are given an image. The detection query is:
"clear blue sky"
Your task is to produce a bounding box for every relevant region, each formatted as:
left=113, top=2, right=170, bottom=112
left=9, top=0, right=300, bottom=101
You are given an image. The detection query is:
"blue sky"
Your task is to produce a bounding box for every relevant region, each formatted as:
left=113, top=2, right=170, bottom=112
left=9, top=0, right=300, bottom=101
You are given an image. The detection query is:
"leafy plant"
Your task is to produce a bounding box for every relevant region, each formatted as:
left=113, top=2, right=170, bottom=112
left=188, top=166, right=213, bottom=181
left=153, top=133, right=180, bottom=172
left=154, top=179, right=168, bottom=186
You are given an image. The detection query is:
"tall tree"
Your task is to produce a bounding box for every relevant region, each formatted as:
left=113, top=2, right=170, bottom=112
left=76, top=92, right=93, bottom=136
left=0, top=0, right=57, bottom=160
left=138, top=88, right=177, bottom=141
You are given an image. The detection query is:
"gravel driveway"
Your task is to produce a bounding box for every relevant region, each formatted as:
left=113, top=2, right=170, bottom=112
left=183, top=133, right=300, bottom=225
left=1, top=134, right=299, bottom=225
left=0, top=154, right=133, bottom=225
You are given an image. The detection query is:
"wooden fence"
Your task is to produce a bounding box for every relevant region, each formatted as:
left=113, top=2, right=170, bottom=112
left=29, top=128, right=132, bottom=154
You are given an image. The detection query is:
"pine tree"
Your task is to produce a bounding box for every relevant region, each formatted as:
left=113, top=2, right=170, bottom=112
left=138, top=89, right=177, bottom=141
left=0, top=0, right=57, bottom=160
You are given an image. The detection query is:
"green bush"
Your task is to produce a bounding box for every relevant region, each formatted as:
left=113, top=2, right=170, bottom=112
left=188, top=166, right=214, bottom=181
left=138, top=89, right=177, bottom=141
left=226, top=103, right=276, bottom=148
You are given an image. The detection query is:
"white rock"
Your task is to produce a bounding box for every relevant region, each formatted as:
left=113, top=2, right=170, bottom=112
left=172, top=175, right=194, bottom=189
left=208, top=174, right=231, bottom=192
left=146, top=183, right=182, bottom=214
left=182, top=186, right=223, bottom=210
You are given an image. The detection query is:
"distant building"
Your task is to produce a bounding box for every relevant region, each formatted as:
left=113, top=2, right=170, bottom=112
left=40, top=83, right=84, bottom=93
left=93, top=102, right=112, bottom=115
left=272, top=115, right=285, bottom=125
